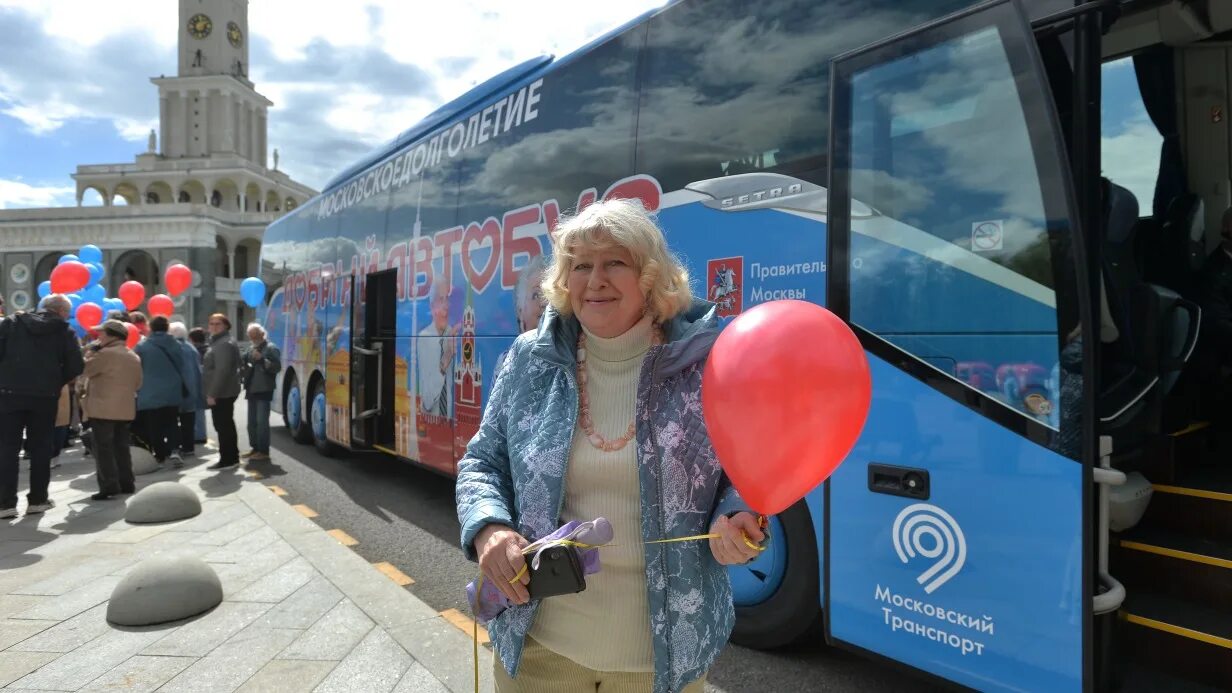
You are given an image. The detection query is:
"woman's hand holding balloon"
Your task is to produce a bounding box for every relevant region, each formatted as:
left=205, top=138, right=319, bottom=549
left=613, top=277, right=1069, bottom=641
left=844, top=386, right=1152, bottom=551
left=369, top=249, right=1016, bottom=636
left=475, top=524, right=531, bottom=605
left=709, top=512, right=765, bottom=565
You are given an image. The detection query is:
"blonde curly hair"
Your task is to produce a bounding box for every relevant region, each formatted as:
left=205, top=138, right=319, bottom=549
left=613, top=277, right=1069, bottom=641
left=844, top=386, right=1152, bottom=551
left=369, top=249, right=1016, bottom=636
left=541, top=198, right=692, bottom=322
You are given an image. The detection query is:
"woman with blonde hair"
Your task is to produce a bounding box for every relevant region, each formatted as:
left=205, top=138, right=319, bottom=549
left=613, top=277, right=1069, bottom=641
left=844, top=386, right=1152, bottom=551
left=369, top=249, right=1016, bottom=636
left=456, top=197, right=763, bottom=692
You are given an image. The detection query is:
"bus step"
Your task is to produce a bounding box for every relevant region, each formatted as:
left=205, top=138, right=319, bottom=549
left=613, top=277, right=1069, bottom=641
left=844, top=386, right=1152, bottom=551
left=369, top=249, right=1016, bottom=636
left=1112, top=527, right=1232, bottom=611
left=1140, top=476, right=1232, bottom=545
left=1130, top=423, right=1211, bottom=484
left=1120, top=592, right=1232, bottom=691
left=1118, top=662, right=1225, bottom=693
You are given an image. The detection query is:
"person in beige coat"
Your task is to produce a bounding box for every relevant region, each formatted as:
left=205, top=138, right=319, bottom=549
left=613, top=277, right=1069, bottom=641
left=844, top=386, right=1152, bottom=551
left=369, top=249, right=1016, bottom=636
left=80, top=321, right=143, bottom=500
left=49, top=384, right=73, bottom=469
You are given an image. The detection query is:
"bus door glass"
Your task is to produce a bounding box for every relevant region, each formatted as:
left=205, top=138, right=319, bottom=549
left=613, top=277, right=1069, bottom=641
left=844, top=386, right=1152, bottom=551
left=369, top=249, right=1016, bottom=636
left=351, top=269, right=397, bottom=448
left=825, top=1, right=1089, bottom=690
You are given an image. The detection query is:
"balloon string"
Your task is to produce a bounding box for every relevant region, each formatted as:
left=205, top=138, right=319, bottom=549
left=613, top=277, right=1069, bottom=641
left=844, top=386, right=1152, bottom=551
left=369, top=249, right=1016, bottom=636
left=474, top=573, right=484, bottom=693
left=506, top=531, right=766, bottom=585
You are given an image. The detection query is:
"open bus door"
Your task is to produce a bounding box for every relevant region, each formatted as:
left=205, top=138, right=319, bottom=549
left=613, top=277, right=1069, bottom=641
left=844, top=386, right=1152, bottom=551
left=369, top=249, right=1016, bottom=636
left=350, top=269, right=397, bottom=449
left=824, top=0, right=1097, bottom=690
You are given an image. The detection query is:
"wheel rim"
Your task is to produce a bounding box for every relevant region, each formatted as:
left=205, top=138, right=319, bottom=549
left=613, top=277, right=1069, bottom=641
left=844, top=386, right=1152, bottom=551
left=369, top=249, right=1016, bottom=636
left=729, top=514, right=788, bottom=606
left=311, top=390, right=327, bottom=441
left=287, top=384, right=302, bottom=430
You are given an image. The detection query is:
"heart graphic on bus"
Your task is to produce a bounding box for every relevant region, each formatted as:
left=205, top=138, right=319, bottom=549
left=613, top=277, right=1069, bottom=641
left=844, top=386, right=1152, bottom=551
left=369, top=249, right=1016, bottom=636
left=892, top=503, right=967, bottom=594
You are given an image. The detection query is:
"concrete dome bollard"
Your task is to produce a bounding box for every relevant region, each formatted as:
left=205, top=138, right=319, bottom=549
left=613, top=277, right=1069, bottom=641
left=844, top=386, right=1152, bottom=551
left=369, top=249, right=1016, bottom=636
left=130, top=446, right=160, bottom=476
left=125, top=482, right=201, bottom=524
left=107, top=556, right=222, bottom=626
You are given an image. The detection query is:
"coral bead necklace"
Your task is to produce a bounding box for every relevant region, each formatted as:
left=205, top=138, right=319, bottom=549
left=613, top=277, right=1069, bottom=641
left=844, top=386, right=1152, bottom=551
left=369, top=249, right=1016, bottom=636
left=576, top=326, right=663, bottom=452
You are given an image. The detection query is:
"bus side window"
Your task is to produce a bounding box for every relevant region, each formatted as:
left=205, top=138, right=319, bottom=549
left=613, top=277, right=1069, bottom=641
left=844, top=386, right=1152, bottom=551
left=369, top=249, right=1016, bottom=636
left=846, top=25, right=1063, bottom=427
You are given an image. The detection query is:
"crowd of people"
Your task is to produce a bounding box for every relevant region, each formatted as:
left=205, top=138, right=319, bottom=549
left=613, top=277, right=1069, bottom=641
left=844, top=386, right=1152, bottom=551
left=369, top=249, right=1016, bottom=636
left=0, top=297, right=281, bottom=516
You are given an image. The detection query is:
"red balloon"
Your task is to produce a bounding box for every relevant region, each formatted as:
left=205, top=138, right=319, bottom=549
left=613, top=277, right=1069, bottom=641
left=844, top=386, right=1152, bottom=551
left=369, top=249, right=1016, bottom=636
left=124, top=324, right=141, bottom=349
left=147, top=294, right=174, bottom=317
left=118, top=281, right=145, bottom=311
left=50, top=261, right=90, bottom=294
left=75, top=302, right=103, bottom=328
left=165, top=263, right=191, bottom=297
left=702, top=300, right=872, bottom=516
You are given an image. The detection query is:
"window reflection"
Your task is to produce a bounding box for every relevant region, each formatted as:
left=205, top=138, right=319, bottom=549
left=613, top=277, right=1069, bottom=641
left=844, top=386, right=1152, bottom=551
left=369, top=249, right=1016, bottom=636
left=637, top=0, right=973, bottom=192
left=846, top=26, right=1064, bottom=428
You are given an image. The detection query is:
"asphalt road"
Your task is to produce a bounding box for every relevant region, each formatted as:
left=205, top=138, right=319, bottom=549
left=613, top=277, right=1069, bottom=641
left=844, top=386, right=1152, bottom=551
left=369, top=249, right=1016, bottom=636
left=255, top=422, right=942, bottom=693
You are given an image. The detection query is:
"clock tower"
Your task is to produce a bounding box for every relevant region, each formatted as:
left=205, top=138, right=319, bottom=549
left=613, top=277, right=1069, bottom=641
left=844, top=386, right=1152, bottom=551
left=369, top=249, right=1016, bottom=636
left=154, top=0, right=270, bottom=165
left=179, top=0, right=248, bottom=78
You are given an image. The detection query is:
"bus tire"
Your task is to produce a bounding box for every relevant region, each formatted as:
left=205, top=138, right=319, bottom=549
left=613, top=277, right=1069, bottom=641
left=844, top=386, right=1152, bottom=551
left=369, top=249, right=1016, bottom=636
left=308, top=378, right=337, bottom=457
left=284, top=373, right=313, bottom=444
left=730, top=499, right=822, bottom=649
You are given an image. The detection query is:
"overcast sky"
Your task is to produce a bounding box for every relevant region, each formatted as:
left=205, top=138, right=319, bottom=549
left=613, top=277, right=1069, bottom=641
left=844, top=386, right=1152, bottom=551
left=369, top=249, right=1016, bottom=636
left=0, top=0, right=664, bottom=209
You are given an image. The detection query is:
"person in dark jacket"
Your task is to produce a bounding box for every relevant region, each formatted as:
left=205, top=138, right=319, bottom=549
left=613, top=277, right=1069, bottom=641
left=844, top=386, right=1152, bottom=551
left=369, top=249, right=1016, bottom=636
left=133, top=316, right=187, bottom=467
left=1199, top=209, right=1232, bottom=356
left=242, top=322, right=281, bottom=461
left=203, top=313, right=242, bottom=470
left=0, top=294, right=84, bottom=517
left=1198, top=208, right=1232, bottom=440
left=169, top=322, right=204, bottom=457
left=188, top=327, right=208, bottom=444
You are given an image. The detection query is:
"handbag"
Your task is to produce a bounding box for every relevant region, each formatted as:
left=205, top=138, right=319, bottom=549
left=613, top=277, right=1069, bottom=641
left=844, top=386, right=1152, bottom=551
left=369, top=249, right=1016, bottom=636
left=527, top=545, right=586, bottom=599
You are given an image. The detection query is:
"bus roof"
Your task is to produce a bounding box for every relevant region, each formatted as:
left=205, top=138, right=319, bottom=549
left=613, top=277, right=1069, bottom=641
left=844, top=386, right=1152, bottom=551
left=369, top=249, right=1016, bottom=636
left=317, top=4, right=665, bottom=195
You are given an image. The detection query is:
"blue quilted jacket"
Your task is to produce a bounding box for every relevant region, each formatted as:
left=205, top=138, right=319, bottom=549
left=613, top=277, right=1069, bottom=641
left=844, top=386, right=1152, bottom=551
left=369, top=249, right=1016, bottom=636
left=456, top=299, right=750, bottom=693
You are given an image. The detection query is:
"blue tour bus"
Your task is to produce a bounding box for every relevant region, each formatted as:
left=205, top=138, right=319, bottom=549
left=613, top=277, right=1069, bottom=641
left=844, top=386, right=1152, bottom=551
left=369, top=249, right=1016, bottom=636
left=261, top=0, right=1232, bottom=689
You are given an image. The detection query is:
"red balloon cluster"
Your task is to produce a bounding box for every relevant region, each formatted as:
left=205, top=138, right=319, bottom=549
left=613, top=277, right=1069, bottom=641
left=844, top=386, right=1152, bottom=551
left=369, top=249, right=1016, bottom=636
left=124, top=324, right=141, bottom=349
left=118, top=281, right=145, bottom=311
left=702, top=300, right=872, bottom=516
left=147, top=294, right=174, bottom=318
left=50, top=262, right=89, bottom=294
left=165, top=264, right=191, bottom=297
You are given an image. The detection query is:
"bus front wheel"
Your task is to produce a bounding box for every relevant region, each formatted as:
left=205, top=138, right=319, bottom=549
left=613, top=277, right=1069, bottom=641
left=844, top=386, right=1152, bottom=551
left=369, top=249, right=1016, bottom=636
left=730, top=499, right=822, bottom=649
left=309, top=378, right=337, bottom=457
left=284, top=374, right=313, bottom=444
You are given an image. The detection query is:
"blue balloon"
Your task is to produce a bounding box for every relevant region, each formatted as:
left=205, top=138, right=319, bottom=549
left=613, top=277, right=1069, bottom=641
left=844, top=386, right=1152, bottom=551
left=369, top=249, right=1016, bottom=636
left=104, top=298, right=125, bottom=315
left=78, top=245, right=103, bottom=264
left=87, top=262, right=104, bottom=285
left=58, top=254, right=79, bottom=265
left=66, top=293, right=81, bottom=309
left=81, top=284, right=105, bottom=306
left=240, top=277, right=266, bottom=308
left=37, top=281, right=51, bottom=299
left=70, top=322, right=87, bottom=338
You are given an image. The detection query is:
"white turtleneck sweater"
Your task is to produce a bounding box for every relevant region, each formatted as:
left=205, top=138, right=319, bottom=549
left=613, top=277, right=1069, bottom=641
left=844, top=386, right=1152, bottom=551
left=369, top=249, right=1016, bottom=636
left=529, top=314, right=655, bottom=672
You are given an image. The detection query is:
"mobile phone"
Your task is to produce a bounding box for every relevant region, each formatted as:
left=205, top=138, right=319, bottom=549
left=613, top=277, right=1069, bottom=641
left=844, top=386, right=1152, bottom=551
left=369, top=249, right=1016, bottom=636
left=527, top=545, right=586, bottom=599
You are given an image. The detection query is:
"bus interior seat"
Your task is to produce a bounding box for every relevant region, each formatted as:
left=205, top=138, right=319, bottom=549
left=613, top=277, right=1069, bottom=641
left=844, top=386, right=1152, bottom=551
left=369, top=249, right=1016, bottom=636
left=1157, top=192, right=1206, bottom=299
left=1097, top=179, right=1202, bottom=453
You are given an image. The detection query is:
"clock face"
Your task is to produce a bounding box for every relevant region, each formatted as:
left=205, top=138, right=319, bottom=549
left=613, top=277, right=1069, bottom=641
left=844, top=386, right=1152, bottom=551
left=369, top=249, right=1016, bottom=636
left=9, top=263, right=29, bottom=284
left=188, top=13, right=212, bottom=39
left=227, top=22, right=243, bottom=47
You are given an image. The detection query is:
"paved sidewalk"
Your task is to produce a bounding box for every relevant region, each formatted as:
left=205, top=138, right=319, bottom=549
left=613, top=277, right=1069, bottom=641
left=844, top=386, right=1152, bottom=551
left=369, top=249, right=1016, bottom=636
left=0, top=417, right=494, bottom=692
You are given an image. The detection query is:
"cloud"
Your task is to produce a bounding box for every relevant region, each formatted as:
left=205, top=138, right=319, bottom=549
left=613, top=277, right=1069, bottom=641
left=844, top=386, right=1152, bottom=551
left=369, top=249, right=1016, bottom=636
left=0, top=8, right=169, bottom=138
left=1101, top=116, right=1163, bottom=207
left=251, top=37, right=437, bottom=103
left=0, top=179, right=75, bottom=209
left=0, top=1, right=669, bottom=194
